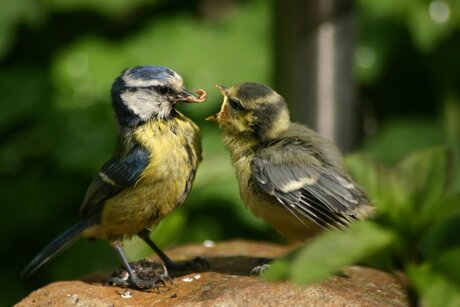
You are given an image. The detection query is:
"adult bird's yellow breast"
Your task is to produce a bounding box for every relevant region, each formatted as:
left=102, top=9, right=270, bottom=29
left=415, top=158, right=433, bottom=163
left=99, top=113, right=201, bottom=239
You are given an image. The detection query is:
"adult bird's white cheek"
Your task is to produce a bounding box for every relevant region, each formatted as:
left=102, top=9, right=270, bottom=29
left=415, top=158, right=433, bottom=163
left=121, top=90, right=159, bottom=121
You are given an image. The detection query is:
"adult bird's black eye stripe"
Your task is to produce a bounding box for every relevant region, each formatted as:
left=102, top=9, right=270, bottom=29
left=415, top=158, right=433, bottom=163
left=157, top=86, right=170, bottom=95
left=122, top=85, right=171, bottom=94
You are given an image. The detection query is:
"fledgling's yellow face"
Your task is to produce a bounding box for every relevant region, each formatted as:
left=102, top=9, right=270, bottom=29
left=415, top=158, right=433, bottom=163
left=206, top=82, right=290, bottom=139
left=205, top=84, right=254, bottom=135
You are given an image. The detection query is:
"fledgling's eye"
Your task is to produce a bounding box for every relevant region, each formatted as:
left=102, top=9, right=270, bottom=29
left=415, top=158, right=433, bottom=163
left=228, top=97, right=244, bottom=111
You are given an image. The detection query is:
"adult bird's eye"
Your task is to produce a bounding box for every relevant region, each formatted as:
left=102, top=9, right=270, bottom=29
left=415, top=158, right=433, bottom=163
left=157, top=86, right=170, bottom=95
left=228, top=98, right=244, bottom=111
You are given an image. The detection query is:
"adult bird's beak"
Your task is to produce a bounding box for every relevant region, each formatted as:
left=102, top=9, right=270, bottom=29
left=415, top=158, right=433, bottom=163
left=205, top=84, right=229, bottom=123
left=177, top=88, right=207, bottom=103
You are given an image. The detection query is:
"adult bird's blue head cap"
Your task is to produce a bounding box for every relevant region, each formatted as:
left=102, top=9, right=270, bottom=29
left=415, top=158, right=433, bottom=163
left=111, top=66, right=206, bottom=127
left=121, top=66, right=184, bottom=89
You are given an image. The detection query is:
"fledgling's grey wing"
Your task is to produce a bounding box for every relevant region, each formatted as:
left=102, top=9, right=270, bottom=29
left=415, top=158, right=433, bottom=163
left=80, top=144, right=150, bottom=217
left=251, top=141, right=369, bottom=230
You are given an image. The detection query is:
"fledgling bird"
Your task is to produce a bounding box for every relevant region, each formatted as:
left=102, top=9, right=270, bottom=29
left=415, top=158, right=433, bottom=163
left=207, top=82, right=373, bottom=244
left=22, top=66, right=207, bottom=289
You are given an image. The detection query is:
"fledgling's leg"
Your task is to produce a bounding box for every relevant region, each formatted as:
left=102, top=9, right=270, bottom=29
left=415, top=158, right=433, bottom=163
left=138, top=229, right=209, bottom=271
left=250, top=258, right=272, bottom=276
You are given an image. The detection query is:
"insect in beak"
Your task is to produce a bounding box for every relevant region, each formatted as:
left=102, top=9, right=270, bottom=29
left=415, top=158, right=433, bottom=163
left=177, top=88, right=207, bottom=104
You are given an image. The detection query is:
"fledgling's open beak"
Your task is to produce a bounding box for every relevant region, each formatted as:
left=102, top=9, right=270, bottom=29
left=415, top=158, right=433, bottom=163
left=205, top=113, right=219, bottom=122
left=177, top=88, right=207, bottom=104
left=205, top=84, right=230, bottom=122
left=215, top=84, right=229, bottom=96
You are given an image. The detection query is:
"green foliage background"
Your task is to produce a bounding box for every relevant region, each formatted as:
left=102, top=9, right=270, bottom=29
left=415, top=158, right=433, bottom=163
left=265, top=147, right=460, bottom=306
left=0, top=0, right=459, bottom=305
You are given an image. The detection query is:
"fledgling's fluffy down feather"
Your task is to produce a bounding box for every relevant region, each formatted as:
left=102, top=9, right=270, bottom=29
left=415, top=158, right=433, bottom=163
left=208, top=82, right=373, bottom=243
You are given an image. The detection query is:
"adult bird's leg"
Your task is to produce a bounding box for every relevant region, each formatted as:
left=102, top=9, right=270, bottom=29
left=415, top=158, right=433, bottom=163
left=138, top=229, right=209, bottom=271
left=107, top=241, right=169, bottom=290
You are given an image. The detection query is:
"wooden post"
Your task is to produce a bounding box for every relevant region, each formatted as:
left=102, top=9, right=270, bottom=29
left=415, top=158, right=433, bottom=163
left=274, top=0, right=357, bottom=152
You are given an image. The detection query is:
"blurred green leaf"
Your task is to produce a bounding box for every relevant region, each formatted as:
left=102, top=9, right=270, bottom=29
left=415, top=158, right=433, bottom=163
left=345, top=154, right=403, bottom=216
left=349, top=146, right=453, bottom=221
left=51, top=0, right=271, bottom=119
left=407, top=1, right=450, bottom=52
left=0, top=0, right=44, bottom=59
left=45, top=0, right=155, bottom=16
left=420, top=213, right=460, bottom=261
left=0, top=67, right=48, bottom=129
left=443, top=96, right=460, bottom=194
left=262, top=257, right=290, bottom=281
left=265, top=222, right=394, bottom=284
left=432, top=248, right=460, bottom=287
left=358, top=0, right=458, bottom=52
left=395, top=147, right=451, bottom=221
left=363, top=118, right=447, bottom=165
left=408, top=264, right=460, bottom=307
left=358, top=0, right=412, bottom=19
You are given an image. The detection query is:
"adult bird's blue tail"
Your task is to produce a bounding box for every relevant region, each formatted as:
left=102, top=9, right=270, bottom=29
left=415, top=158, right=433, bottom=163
left=21, top=217, right=95, bottom=277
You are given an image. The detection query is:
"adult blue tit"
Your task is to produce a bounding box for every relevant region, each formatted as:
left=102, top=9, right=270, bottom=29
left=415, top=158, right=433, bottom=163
left=207, top=82, right=373, bottom=243
left=22, top=66, right=207, bottom=289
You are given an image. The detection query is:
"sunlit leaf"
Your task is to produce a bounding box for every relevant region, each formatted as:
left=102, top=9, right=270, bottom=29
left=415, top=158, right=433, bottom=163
left=288, top=222, right=394, bottom=284
left=262, top=258, right=290, bottom=281
left=407, top=1, right=451, bottom=52
left=395, top=147, right=451, bottom=221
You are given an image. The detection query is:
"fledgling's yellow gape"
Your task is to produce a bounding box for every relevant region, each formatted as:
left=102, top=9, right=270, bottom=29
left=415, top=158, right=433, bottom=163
left=207, top=83, right=373, bottom=244
left=22, top=66, right=207, bottom=289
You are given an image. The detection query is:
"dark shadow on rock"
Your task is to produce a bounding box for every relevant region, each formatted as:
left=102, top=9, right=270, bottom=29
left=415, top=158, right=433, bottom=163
left=18, top=241, right=409, bottom=306
left=81, top=255, right=274, bottom=287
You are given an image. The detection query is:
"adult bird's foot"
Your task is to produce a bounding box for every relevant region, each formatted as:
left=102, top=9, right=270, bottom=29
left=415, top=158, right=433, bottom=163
left=106, top=259, right=172, bottom=290
left=166, top=256, right=209, bottom=272
left=107, top=275, right=169, bottom=290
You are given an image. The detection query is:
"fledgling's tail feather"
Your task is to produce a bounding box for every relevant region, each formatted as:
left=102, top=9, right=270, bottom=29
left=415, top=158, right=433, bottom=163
left=21, top=217, right=95, bottom=277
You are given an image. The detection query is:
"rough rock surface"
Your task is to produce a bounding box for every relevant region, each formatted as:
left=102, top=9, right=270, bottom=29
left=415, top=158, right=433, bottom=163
left=17, top=240, right=408, bottom=306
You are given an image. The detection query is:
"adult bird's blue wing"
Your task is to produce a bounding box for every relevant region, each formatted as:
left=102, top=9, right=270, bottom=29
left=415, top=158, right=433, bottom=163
left=80, top=144, right=150, bottom=217
left=22, top=144, right=150, bottom=277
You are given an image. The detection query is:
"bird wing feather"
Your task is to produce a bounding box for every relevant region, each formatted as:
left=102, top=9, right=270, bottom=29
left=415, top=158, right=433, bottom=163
left=251, top=141, right=365, bottom=230
left=80, top=144, right=150, bottom=217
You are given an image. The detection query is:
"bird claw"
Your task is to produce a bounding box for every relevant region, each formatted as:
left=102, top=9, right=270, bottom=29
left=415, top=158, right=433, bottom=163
left=250, top=264, right=271, bottom=276
left=250, top=257, right=272, bottom=276
left=107, top=274, right=170, bottom=291
left=106, top=259, right=173, bottom=291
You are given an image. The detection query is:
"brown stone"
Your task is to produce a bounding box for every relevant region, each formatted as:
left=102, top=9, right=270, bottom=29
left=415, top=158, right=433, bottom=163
left=16, top=240, right=408, bottom=306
